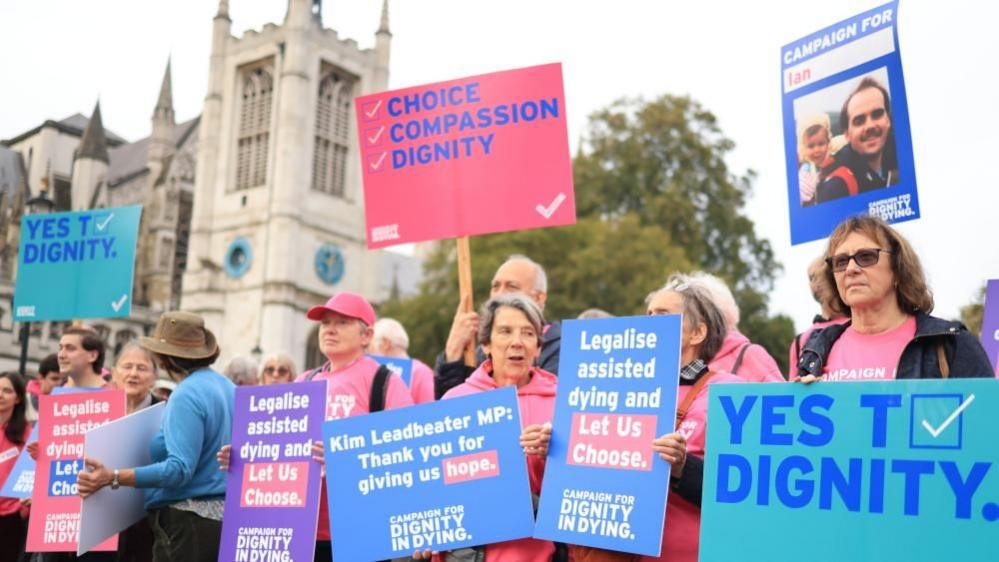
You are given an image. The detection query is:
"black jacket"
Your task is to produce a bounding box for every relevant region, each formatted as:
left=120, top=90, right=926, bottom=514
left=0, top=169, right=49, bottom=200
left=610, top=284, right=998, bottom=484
left=433, top=321, right=562, bottom=399
left=817, top=144, right=898, bottom=203
left=797, top=311, right=993, bottom=379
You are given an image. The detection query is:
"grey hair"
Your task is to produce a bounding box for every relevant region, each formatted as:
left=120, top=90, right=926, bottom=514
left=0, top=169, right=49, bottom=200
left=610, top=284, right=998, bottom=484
left=477, top=293, right=546, bottom=347
left=259, top=353, right=297, bottom=380
left=115, top=341, right=158, bottom=377
left=224, top=356, right=259, bottom=385
left=686, top=271, right=740, bottom=330
left=504, top=254, right=548, bottom=294
left=577, top=308, right=613, bottom=319
left=648, top=274, right=727, bottom=362
left=373, top=318, right=409, bottom=352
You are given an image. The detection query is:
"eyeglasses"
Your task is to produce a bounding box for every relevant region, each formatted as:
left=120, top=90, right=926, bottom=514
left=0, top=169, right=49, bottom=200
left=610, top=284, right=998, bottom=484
left=825, top=248, right=892, bottom=273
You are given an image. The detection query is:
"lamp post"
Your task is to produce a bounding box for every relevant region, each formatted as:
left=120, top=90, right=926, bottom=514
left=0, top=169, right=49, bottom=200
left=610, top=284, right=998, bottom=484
left=17, top=184, right=55, bottom=377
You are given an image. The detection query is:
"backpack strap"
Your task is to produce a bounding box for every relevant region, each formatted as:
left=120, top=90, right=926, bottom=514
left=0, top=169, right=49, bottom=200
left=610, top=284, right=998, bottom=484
left=828, top=167, right=859, bottom=196
left=304, top=363, right=328, bottom=382
left=730, top=343, right=751, bottom=376
left=936, top=343, right=950, bottom=379
left=675, top=371, right=716, bottom=429
left=793, top=333, right=803, bottom=366
left=368, top=364, right=392, bottom=413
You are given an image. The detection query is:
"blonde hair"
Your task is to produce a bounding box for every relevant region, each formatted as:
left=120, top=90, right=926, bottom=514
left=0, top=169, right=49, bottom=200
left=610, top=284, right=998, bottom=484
left=796, top=113, right=832, bottom=164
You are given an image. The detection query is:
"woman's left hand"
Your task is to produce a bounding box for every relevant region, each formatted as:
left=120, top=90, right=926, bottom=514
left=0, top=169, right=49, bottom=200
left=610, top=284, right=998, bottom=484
left=520, top=422, right=552, bottom=457
left=77, top=457, right=113, bottom=498
left=653, top=432, right=687, bottom=478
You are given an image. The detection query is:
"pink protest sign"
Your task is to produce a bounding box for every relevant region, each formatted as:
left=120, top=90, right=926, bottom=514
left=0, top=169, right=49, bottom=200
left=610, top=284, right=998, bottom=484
left=356, top=63, right=575, bottom=248
left=27, top=390, right=124, bottom=553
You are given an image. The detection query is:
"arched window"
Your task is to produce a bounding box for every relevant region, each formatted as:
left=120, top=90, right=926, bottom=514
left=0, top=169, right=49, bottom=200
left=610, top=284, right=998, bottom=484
left=312, top=68, right=353, bottom=197
left=235, top=66, right=274, bottom=190
left=304, top=325, right=324, bottom=372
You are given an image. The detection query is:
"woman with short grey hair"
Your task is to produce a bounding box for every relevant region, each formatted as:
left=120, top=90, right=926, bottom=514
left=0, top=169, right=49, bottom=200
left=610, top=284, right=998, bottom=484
left=435, top=292, right=557, bottom=561
left=477, top=293, right=546, bottom=349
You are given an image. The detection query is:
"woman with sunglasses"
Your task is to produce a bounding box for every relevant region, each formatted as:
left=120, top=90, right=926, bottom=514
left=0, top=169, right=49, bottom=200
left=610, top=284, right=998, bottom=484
left=795, top=216, right=992, bottom=381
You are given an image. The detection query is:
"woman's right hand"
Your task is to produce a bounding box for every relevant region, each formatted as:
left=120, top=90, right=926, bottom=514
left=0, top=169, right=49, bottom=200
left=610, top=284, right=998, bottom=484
left=217, top=444, right=231, bottom=471
left=797, top=374, right=825, bottom=385
left=26, top=441, right=38, bottom=461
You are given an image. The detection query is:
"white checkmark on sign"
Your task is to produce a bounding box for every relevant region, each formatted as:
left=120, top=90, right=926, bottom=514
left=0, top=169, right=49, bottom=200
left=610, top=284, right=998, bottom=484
left=111, top=294, right=128, bottom=312
left=365, top=100, right=383, bottom=119
left=921, top=394, right=975, bottom=438
left=368, top=126, right=385, bottom=144
left=536, top=193, right=566, bottom=219
left=97, top=213, right=114, bottom=231
left=370, top=152, right=387, bottom=170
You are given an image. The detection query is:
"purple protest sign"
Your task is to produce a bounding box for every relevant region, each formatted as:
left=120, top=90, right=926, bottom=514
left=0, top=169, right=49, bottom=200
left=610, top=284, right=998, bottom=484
left=982, top=279, right=999, bottom=372
left=219, top=381, right=326, bottom=562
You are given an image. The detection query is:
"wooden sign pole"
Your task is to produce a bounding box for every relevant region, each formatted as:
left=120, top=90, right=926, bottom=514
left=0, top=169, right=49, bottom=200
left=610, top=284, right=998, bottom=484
left=455, top=236, right=477, bottom=367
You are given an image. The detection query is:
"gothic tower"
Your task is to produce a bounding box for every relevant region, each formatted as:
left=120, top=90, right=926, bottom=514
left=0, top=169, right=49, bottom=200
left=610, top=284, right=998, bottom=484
left=182, top=0, right=393, bottom=368
left=70, top=101, right=109, bottom=210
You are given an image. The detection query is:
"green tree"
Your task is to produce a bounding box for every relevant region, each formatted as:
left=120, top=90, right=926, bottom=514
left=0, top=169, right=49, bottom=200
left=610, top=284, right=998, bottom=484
left=959, top=284, right=986, bottom=337
left=381, top=94, right=795, bottom=373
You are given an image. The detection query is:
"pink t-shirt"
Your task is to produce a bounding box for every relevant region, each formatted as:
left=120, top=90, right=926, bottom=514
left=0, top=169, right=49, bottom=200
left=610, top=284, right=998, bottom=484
left=296, top=355, right=414, bottom=541
left=409, top=359, right=436, bottom=404
left=641, top=372, right=742, bottom=562
left=823, top=316, right=916, bottom=382
left=788, top=318, right=850, bottom=377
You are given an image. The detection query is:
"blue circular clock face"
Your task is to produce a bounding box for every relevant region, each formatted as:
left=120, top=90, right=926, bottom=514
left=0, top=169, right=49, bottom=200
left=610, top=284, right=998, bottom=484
left=314, top=244, right=345, bottom=285
left=223, top=237, right=252, bottom=278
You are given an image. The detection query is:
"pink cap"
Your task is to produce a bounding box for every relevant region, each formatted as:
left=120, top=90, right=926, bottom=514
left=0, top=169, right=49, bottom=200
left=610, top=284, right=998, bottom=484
left=306, top=292, right=376, bottom=326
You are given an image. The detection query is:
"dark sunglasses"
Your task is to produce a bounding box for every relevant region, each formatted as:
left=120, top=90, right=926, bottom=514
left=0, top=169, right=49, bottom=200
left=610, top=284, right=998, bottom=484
left=826, top=248, right=892, bottom=272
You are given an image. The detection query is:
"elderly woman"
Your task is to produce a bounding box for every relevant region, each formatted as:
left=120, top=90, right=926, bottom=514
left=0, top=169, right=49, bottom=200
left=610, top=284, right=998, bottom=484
left=431, top=293, right=558, bottom=561
left=113, top=341, right=160, bottom=414
left=797, top=216, right=993, bottom=381
left=617, top=276, right=740, bottom=562
left=0, top=372, right=31, bottom=562
left=224, top=356, right=259, bottom=386
left=258, top=353, right=296, bottom=385
left=77, top=311, right=235, bottom=562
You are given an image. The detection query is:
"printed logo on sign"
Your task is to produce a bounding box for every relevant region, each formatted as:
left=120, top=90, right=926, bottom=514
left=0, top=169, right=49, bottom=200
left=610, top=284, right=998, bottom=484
left=371, top=224, right=400, bottom=243
left=17, top=306, right=35, bottom=318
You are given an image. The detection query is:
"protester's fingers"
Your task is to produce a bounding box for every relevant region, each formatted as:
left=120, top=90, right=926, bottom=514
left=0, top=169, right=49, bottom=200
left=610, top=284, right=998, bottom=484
left=797, top=374, right=825, bottom=385
left=312, top=440, right=326, bottom=465
left=83, top=457, right=105, bottom=471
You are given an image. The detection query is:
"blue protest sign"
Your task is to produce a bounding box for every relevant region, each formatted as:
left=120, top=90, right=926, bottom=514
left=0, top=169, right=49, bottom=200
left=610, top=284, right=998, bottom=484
left=14, top=205, right=142, bottom=321
left=0, top=387, right=94, bottom=499
left=322, top=386, right=534, bottom=560
left=533, top=315, right=682, bottom=556
left=369, top=354, right=414, bottom=387
left=701, top=379, right=999, bottom=561
left=219, top=382, right=326, bottom=562
left=782, top=1, right=919, bottom=244
left=0, top=424, right=38, bottom=499
left=981, top=280, right=999, bottom=371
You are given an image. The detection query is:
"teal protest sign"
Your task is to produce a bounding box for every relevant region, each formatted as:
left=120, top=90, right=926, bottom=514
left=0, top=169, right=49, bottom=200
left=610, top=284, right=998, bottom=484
left=701, top=380, right=999, bottom=561
left=14, top=205, right=142, bottom=321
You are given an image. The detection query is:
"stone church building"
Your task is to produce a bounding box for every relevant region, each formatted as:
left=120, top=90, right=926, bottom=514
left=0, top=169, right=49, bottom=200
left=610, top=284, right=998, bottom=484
left=0, top=0, right=419, bottom=373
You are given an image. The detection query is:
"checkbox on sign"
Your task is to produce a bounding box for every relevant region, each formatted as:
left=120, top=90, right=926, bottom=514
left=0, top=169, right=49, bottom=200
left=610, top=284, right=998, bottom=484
left=365, top=125, right=387, bottom=147
left=367, top=152, right=388, bottom=174
left=908, top=393, right=972, bottom=450
left=93, top=213, right=114, bottom=236
left=361, top=99, right=383, bottom=122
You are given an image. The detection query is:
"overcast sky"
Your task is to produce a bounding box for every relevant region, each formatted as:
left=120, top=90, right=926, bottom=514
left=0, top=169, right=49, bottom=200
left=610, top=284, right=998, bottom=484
left=1, top=0, right=996, bottom=333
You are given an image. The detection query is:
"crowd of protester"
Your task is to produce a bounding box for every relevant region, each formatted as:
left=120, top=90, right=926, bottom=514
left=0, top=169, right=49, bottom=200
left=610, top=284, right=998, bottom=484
left=0, top=216, right=994, bottom=562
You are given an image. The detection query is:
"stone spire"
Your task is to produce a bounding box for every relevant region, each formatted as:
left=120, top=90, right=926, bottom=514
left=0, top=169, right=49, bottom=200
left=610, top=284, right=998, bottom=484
left=154, top=57, right=175, bottom=124
left=149, top=58, right=176, bottom=170
left=216, top=0, right=229, bottom=19
left=378, top=0, right=391, bottom=36
left=76, top=101, right=109, bottom=164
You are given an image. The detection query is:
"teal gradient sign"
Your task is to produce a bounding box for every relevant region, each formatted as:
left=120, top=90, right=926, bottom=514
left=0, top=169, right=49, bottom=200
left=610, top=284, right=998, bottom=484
left=702, top=380, right=999, bottom=562
left=14, top=205, right=142, bottom=321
